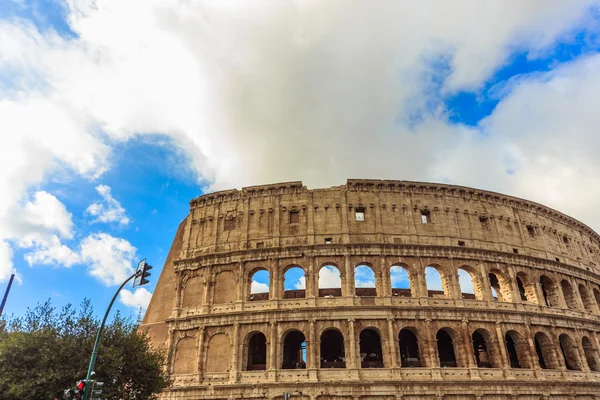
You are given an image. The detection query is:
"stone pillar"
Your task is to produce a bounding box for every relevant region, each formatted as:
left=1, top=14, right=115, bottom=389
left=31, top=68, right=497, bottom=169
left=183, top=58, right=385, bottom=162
left=450, top=270, right=461, bottom=299
left=494, top=321, right=511, bottom=375
left=344, top=255, right=354, bottom=297
left=417, top=258, right=428, bottom=298
left=380, top=255, right=389, bottom=297
left=479, top=263, right=493, bottom=301
left=269, top=321, right=277, bottom=370
left=230, top=323, right=239, bottom=382
left=570, top=277, right=585, bottom=312
left=197, top=327, right=206, bottom=377
left=307, top=256, right=315, bottom=298
left=462, top=319, right=476, bottom=369
left=348, top=318, right=358, bottom=369
left=524, top=323, right=542, bottom=379
left=309, top=319, right=317, bottom=369
left=425, top=319, right=438, bottom=368
left=270, top=258, right=280, bottom=300
left=387, top=318, right=398, bottom=368
left=235, top=262, right=243, bottom=302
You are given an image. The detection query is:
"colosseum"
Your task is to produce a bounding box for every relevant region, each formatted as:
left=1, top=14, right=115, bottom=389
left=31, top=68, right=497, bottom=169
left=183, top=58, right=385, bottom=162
left=141, top=179, right=600, bottom=400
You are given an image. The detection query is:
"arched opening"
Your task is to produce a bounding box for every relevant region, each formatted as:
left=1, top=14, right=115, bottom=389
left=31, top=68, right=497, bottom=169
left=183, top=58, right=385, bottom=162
left=559, top=333, right=582, bottom=371
left=390, top=265, right=411, bottom=297
left=505, top=330, right=531, bottom=369
left=534, top=332, right=558, bottom=369
left=582, top=336, right=600, bottom=372
left=458, top=267, right=481, bottom=300
left=578, top=284, right=595, bottom=314
left=355, top=265, right=376, bottom=297
left=318, top=265, right=342, bottom=297
left=488, top=271, right=511, bottom=302
left=539, top=276, right=560, bottom=307
left=249, top=269, right=270, bottom=301
left=516, top=272, right=538, bottom=304
left=320, top=329, right=345, bottom=368
left=283, top=266, right=305, bottom=299
left=561, top=280, right=579, bottom=310
left=246, top=332, right=267, bottom=370
left=205, top=333, right=231, bottom=373
left=173, top=337, right=197, bottom=374
left=437, top=329, right=457, bottom=367
left=425, top=266, right=446, bottom=298
left=399, top=328, right=421, bottom=367
left=593, top=288, right=600, bottom=309
left=282, top=330, right=306, bottom=369
left=213, top=271, right=236, bottom=304
left=359, top=329, right=383, bottom=368
left=472, top=329, right=494, bottom=368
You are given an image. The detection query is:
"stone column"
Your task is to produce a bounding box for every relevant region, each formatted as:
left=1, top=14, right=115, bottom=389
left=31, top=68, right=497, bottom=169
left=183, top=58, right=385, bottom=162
left=524, top=323, right=542, bottom=379
left=387, top=318, right=398, bottom=368
left=494, top=321, right=511, bottom=376
left=424, top=319, right=438, bottom=368
left=230, top=323, right=239, bottom=382
left=270, top=258, right=280, bottom=300
left=309, top=320, right=317, bottom=369
left=269, top=321, right=277, bottom=370
left=344, top=255, right=354, bottom=297
left=197, top=327, right=206, bottom=377
left=462, top=319, right=476, bottom=369
left=380, top=255, right=389, bottom=297
left=348, top=318, right=358, bottom=369
left=417, top=258, right=428, bottom=298
left=307, top=256, right=315, bottom=298
left=479, top=263, right=493, bottom=301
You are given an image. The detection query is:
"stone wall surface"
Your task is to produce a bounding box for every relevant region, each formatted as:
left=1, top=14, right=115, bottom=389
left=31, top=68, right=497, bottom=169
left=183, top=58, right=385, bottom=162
left=141, top=179, right=600, bottom=400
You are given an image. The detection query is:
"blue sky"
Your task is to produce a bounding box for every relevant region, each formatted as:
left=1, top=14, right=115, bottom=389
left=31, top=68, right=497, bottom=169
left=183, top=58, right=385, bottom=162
left=1, top=1, right=600, bottom=319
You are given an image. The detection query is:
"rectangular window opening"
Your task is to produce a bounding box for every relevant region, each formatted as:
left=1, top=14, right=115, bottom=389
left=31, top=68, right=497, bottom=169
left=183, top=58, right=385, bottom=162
left=355, top=207, right=365, bottom=222
left=513, top=248, right=519, bottom=254
left=420, top=210, right=431, bottom=224
left=325, top=237, right=332, bottom=244
left=526, top=225, right=535, bottom=238
left=289, top=210, right=300, bottom=224
left=555, top=257, right=560, bottom=262
left=256, top=242, right=264, bottom=249
left=458, top=240, right=465, bottom=247
left=224, top=218, right=235, bottom=231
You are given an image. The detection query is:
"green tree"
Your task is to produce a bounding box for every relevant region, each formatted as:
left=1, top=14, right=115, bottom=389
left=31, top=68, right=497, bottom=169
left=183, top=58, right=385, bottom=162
left=0, top=299, right=169, bottom=400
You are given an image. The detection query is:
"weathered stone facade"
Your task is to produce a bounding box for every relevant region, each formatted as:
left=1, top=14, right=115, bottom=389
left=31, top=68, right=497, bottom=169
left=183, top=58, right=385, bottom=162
left=141, top=179, right=600, bottom=400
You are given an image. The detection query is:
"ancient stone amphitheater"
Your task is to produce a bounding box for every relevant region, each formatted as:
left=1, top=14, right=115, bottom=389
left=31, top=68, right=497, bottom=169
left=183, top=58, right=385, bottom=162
left=141, top=179, right=600, bottom=400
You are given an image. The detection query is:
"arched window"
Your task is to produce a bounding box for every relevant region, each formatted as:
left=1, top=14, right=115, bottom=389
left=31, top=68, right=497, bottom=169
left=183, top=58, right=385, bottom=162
left=282, top=330, right=306, bottom=369
left=173, top=337, right=197, bottom=374
left=205, top=333, right=231, bottom=373
left=505, top=330, right=531, bottom=369
left=593, top=288, right=600, bottom=309
left=182, top=276, right=204, bottom=308
left=355, top=265, right=376, bottom=297
left=516, top=276, right=527, bottom=301
left=249, top=269, right=270, bottom=301
left=561, top=280, right=579, bottom=310
left=539, top=276, right=560, bottom=307
left=246, top=332, right=267, bottom=370
left=458, top=267, right=481, bottom=300
left=559, top=334, right=582, bottom=371
left=488, top=270, right=512, bottom=302
left=390, top=265, right=411, bottom=297
left=582, top=336, right=600, bottom=372
left=425, top=266, right=446, bottom=298
left=578, top=284, right=595, bottom=314
left=359, top=329, right=383, bottom=368
left=534, top=332, right=558, bottom=369
left=437, top=329, right=457, bottom=367
left=399, top=328, right=421, bottom=367
left=516, top=272, right=537, bottom=304
left=320, top=329, right=345, bottom=368
left=472, top=329, right=495, bottom=368
left=318, top=265, right=342, bottom=297
left=214, top=270, right=236, bottom=304
left=283, top=266, right=305, bottom=299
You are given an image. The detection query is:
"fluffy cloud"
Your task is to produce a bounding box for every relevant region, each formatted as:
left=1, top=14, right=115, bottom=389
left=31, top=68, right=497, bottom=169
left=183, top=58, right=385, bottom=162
left=424, top=266, right=443, bottom=291
left=79, top=233, right=137, bottom=286
left=354, top=265, right=375, bottom=288
left=120, top=287, right=153, bottom=311
left=293, top=276, right=306, bottom=290
left=319, top=265, right=341, bottom=289
left=251, top=280, right=269, bottom=294
left=390, top=266, right=410, bottom=289
left=85, top=185, right=130, bottom=225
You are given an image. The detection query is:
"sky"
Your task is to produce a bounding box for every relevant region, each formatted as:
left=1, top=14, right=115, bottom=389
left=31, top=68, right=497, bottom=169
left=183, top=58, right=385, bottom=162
left=1, top=0, right=600, bottom=319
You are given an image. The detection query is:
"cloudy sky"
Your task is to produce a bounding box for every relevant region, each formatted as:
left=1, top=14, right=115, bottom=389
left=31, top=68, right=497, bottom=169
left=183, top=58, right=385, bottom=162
left=1, top=0, right=600, bottom=318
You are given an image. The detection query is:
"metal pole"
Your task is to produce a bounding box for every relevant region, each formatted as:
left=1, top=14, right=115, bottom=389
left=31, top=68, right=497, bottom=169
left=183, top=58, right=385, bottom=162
left=0, top=274, right=15, bottom=317
left=82, top=271, right=139, bottom=400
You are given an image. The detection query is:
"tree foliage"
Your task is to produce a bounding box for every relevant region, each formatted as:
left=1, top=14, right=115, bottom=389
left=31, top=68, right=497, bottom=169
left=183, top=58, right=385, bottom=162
left=0, top=299, right=169, bottom=400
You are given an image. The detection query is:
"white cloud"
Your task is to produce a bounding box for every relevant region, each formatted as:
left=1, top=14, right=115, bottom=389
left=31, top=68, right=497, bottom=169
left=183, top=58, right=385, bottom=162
left=319, top=265, right=341, bottom=289
left=354, top=265, right=375, bottom=288
left=251, top=280, right=269, bottom=294
left=425, top=266, right=443, bottom=291
left=85, top=184, right=130, bottom=225
left=390, top=266, right=410, bottom=289
left=79, top=233, right=136, bottom=286
left=0, top=240, right=17, bottom=282
left=294, top=276, right=306, bottom=290
left=120, top=287, right=153, bottom=311
left=458, top=269, right=475, bottom=294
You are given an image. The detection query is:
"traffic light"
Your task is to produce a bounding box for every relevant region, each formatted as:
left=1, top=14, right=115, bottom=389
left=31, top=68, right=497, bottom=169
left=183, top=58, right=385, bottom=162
left=90, top=380, right=104, bottom=400
left=133, top=258, right=153, bottom=287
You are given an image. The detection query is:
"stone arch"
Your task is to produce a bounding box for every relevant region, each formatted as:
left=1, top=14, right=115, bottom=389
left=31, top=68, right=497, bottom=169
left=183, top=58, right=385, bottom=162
left=213, top=270, right=236, bottom=304
left=582, top=336, right=600, bottom=372
left=390, top=263, right=413, bottom=297
left=534, top=331, right=559, bottom=369
left=539, top=275, right=560, bottom=307
left=457, top=265, right=484, bottom=300
left=560, top=280, right=579, bottom=310
left=578, top=284, right=595, bottom=314
left=425, top=265, right=449, bottom=298
left=245, top=331, right=267, bottom=370
left=559, top=333, right=582, bottom=370
left=318, top=264, right=342, bottom=297
left=505, top=330, right=531, bottom=369
left=471, top=328, right=498, bottom=368
left=173, top=336, right=197, bottom=374
left=593, top=288, right=600, bottom=309
left=399, top=327, right=421, bottom=367
left=488, top=269, right=512, bottom=302
left=516, top=271, right=537, bottom=304
left=354, top=264, right=377, bottom=296
left=248, top=267, right=270, bottom=301
left=359, top=328, right=383, bottom=368
left=436, top=328, right=459, bottom=367
left=182, top=275, right=204, bottom=308
left=283, top=265, right=306, bottom=299
left=320, top=328, right=346, bottom=368
left=281, top=329, right=306, bottom=369
left=205, top=333, right=231, bottom=373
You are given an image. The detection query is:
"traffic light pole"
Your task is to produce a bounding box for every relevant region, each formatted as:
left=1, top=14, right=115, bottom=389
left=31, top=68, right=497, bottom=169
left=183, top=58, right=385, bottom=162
left=82, top=270, right=140, bottom=400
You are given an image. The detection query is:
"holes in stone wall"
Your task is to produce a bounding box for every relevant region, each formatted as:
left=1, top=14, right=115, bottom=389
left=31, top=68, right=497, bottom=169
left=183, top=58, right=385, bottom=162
left=359, top=329, right=383, bottom=368
left=282, top=330, right=306, bottom=369
left=318, top=265, right=342, bottom=297
left=246, top=332, right=267, bottom=370
left=561, top=280, right=579, bottom=310
left=399, top=328, right=421, bottom=367
left=437, top=329, right=458, bottom=368
left=540, top=275, right=559, bottom=307
left=224, top=217, right=236, bottom=231
left=420, top=209, right=431, bottom=224
left=526, top=225, right=535, bottom=238
left=559, top=334, right=582, bottom=371
left=320, top=329, right=346, bottom=368
left=289, top=210, right=300, bottom=224
left=355, top=207, right=365, bottom=222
